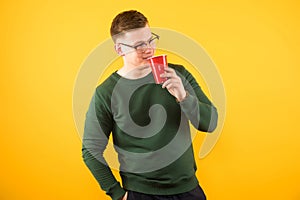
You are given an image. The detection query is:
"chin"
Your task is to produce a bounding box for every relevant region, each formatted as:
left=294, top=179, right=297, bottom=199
left=140, top=60, right=150, bottom=66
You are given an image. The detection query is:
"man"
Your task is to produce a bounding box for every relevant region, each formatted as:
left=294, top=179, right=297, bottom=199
left=82, top=10, right=218, bottom=200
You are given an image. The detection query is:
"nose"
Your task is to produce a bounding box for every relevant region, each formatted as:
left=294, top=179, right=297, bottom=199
left=142, top=48, right=154, bottom=58
left=142, top=43, right=154, bottom=54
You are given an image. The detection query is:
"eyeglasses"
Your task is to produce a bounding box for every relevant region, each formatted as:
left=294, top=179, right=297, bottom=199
left=118, top=32, right=160, bottom=52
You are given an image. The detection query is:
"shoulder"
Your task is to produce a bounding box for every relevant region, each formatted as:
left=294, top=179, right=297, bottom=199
left=95, top=72, right=119, bottom=102
left=96, top=73, right=118, bottom=93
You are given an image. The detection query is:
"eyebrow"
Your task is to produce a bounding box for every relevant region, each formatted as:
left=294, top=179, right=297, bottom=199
left=132, top=35, right=153, bottom=46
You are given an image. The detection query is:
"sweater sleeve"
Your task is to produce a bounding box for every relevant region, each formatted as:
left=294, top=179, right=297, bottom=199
left=177, top=66, right=218, bottom=133
left=82, top=90, right=126, bottom=200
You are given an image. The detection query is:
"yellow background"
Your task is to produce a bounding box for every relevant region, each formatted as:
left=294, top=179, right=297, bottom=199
left=1, top=0, right=300, bottom=199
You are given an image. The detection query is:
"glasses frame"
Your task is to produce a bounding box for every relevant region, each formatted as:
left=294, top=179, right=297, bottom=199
left=118, top=32, right=160, bottom=51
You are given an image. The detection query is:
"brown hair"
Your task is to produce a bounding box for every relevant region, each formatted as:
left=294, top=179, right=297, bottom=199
left=110, top=10, right=148, bottom=42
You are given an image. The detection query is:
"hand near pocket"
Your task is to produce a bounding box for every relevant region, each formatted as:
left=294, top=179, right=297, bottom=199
left=119, top=191, right=128, bottom=200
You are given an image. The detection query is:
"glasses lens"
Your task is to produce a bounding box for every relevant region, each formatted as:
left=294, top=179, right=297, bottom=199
left=136, top=43, right=148, bottom=51
left=149, top=37, right=159, bottom=47
left=135, top=35, right=159, bottom=52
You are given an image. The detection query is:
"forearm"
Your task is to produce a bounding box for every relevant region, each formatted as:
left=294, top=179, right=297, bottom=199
left=82, top=92, right=126, bottom=200
left=179, top=93, right=218, bottom=132
left=175, top=66, right=218, bottom=132
left=82, top=146, right=125, bottom=200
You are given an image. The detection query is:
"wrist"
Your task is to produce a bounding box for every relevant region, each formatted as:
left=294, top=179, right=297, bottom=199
left=176, top=91, right=189, bottom=103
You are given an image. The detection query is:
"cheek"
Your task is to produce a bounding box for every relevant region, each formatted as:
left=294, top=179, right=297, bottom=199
left=126, top=52, right=143, bottom=64
left=134, top=54, right=144, bottom=61
left=126, top=52, right=138, bottom=59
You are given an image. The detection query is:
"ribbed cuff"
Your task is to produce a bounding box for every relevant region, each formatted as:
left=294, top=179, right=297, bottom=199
left=108, top=182, right=126, bottom=200
left=178, top=93, right=196, bottom=112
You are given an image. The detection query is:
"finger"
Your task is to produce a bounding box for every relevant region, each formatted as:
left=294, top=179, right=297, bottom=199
left=163, top=79, right=181, bottom=90
left=160, top=71, right=177, bottom=78
left=162, top=80, right=173, bottom=89
left=160, top=72, right=171, bottom=78
left=164, top=68, right=176, bottom=76
left=166, top=83, right=174, bottom=90
left=164, top=67, right=175, bottom=73
left=163, top=76, right=182, bottom=86
left=162, top=78, right=172, bottom=88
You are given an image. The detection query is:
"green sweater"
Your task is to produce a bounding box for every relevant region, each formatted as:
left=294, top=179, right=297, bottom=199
left=82, top=63, right=218, bottom=200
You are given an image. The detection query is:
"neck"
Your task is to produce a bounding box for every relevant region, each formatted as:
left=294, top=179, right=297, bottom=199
left=117, top=63, right=151, bottom=79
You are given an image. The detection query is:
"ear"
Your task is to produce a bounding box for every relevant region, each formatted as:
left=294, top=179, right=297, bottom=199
left=114, top=43, right=125, bottom=56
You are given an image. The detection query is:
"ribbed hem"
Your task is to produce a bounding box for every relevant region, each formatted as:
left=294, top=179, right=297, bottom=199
left=121, top=175, right=199, bottom=195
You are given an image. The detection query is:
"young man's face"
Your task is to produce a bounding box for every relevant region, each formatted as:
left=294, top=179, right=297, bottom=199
left=115, top=25, right=156, bottom=67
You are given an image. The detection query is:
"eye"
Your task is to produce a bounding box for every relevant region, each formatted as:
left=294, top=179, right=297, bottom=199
left=149, top=37, right=159, bottom=46
left=135, top=42, right=148, bottom=50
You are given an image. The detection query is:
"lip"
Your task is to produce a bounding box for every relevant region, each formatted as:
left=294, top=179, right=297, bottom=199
left=144, top=54, right=155, bottom=58
left=143, top=56, right=152, bottom=60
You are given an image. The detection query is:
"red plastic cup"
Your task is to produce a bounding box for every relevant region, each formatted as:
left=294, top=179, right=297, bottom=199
left=147, top=55, right=168, bottom=84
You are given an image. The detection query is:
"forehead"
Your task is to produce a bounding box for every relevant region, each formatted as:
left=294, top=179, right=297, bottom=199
left=116, top=26, right=152, bottom=44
